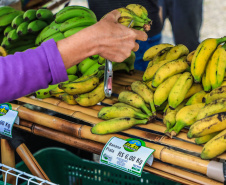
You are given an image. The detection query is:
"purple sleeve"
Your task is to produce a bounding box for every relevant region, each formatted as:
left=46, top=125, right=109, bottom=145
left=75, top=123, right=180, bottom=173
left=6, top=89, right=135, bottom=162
left=0, top=39, right=68, bottom=104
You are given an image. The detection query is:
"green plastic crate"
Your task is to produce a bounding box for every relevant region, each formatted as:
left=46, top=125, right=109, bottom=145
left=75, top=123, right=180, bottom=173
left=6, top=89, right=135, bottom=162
left=3, top=147, right=181, bottom=185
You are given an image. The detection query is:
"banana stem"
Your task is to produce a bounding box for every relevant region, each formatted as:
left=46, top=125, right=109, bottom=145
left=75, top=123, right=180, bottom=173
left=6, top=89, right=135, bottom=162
left=169, top=121, right=185, bottom=136
left=217, top=36, right=226, bottom=45
left=150, top=102, right=156, bottom=116
left=134, top=112, right=149, bottom=119
left=166, top=121, right=174, bottom=131
left=134, top=118, right=148, bottom=125
left=222, top=42, right=226, bottom=49
left=141, top=105, right=152, bottom=116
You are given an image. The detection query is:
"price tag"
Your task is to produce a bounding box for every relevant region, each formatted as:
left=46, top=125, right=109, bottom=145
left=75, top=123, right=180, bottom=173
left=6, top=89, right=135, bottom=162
left=100, top=137, right=155, bottom=177
left=0, top=103, right=18, bottom=138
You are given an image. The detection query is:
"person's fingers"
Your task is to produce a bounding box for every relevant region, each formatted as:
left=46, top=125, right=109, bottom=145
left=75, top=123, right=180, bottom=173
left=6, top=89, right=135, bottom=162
left=132, top=43, right=140, bottom=52
left=104, top=10, right=121, bottom=22
left=133, top=29, right=148, bottom=41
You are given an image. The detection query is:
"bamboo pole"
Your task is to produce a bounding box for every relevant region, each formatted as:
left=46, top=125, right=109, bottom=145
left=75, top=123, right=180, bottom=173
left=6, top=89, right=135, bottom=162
left=1, top=139, right=16, bottom=185
left=16, top=143, right=50, bottom=181
left=114, top=71, right=143, bottom=81
left=15, top=121, right=221, bottom=185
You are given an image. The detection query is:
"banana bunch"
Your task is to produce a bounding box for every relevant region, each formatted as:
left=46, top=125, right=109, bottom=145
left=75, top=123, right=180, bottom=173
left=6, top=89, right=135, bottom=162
left=0, top=7, right=54, bottom=54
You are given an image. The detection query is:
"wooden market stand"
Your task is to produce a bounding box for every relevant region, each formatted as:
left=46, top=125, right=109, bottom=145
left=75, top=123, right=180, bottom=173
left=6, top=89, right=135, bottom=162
left=3, top=70, right=225, bottom=185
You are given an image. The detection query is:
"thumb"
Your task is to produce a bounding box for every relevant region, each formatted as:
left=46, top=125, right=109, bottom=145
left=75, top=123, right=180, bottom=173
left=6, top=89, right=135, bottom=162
left=104, top=10, right=121, bottom=23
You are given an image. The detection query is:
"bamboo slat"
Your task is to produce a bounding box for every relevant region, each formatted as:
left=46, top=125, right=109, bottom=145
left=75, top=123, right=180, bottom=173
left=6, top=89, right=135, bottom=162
left=114, top=71, right=143, bottom=81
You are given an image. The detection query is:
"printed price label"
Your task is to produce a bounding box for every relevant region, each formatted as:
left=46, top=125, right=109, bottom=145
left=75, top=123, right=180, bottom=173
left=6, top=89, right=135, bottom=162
left=100, top=137, right=155, bottom=177
left=0, top=103, right=18, bottom=138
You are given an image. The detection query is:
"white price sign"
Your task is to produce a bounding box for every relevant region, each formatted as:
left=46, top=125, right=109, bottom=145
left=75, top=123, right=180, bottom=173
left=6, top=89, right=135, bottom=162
left=100, top=137, right=155, bottom=177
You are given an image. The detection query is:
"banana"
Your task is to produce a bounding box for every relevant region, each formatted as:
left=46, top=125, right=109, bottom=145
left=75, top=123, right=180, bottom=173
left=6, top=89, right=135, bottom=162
left=98, top=106, right=149, bottom=120
left=16, top=22, right=29, bottom=36
left=163, top=101, right=186, bottom=133
left=35, top=84, right=58, bottom=99
left=154, top=74, right=182, bottom=107
left=187, top=112, right=226, bottom=138
left=184, top=83, right=203, bottom=99
left=66, top=65, right=77, bottom=75
left=42, top=32, right=65, bottom=43
left=0, top=46, right=7, bottom=56
left=23, top=9, right=37, bottom=22
left=64, top=26, right=87, bottom=38
left=78, top=57, right=97, bottom=74
left=142, top=59, right=171, bottom=81
left=7, top=29, right=19, bottom=42
left=191, top=37, right=226, bottom=83
left=201, top=129, right=226, bottom=159
left=169, top=103, right=205, bottom=137
left=202, top=60, right=212, bottom=92
left=112, top=62, right=130, bottom=73
left=204, top=86, right=226, bottom=104
left=168, top=72, right=193, bottom=109
left=186, top=90, right=206, bottom=105
left=126, top=4, right=150, bottom=21
left=83, top=62, right=104, bottom=76
left=143, top=43, right=174, bottom=61
left=186, top=50, right=195, bottom=64
left=59, top=16, right=97, bottom=32
left=118, top=91, right=152, bottom=116
left=208, top=43, right=226, bottom=89
left=55, top=6, right=97, bottom=23
left=59, top=74, right=99, bottom=95
left=152, top=58, right=189, bottom=88
left=92, top=117, right=148, bottom=135
left=118, top=16, right=134, bottom=27
left=3, top=36, right=35, bottom=50
left=7, top=43, right=35, bottom=54
left=75, top=81, right=105, bottom=107
left=151, top=47, right=172, bottom=64
left=0, top=11, right=23, bottom=27
left=36, top=9, right=54, bottom=23
left=49, top=86, right=64, bottom=96
left=4, top=25, right=13, bottom=37
left=144, top=81, right=156, bottom=92
left=59, top=93, right=77, bottom=105
left=112, top=102, right=143, bottom=114
left=35, top=25, right=49, bottom=45
left=1, top=36, right=9, bottom=48
left=131, top=81, right=156, bottom=115
left=196, top=98, right=226, bottom=121
left=123, top=51, right=136, bottom=71
left=11, top=14, right=24, bottom=29
left=165, top=44, right=189, bottom=61
left=27, top=20, right=48, bottom=33
left=0, top=6, right=15, bottom=17
left=195, top=131, right=220, bottom=145
left=221, top=81, right=226, bottom=87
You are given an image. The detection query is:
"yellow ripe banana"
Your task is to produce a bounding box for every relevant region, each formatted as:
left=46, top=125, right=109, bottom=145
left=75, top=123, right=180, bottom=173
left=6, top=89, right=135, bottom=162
left=186, top=90, right=206, bottom=105
left=165, top=44, right=189, bottom=61
left=98, top=106, right=149, bottom=120
left=202, top=61, right=212, bottom=92
left=0, top=46, right=7, bottom=56
left=168, top=72, right=193, bottom=109
left=209, top=44, right=226, bottom=89
left=59, top=93, right=77, bottom=105
left=154, top=74, right=182, bottom=107
left=131, top=81, right=156, bottom=115
left=118, top=91, right=152, bottom=116
left=126, top=4, right=149, bottom=20
left=75, top=82, right=105, bottom=106
left=51, top=92, right=65, bottom=98
left=151, top=47, right=172, bottom=64
left=169, top=103, right=205, bottom=137
left=91, top=117, right=148, bottom=135
left=201, top=129, right=226, bottom=159
left=163, top=101, right=186, bottom=133
left=191, top=37, right=226, bottom=83
left=186, top=50, right=195, bottom=64
left=184, top=83, right=203, bottom=99
left=143, top=59, right=171, bottom=81
left=147, top=61, right=153, bottom=68
left=204, top=86, right=226, bottom=104
left=152, top=58, right=189, bottom=88
left=196, top=98, right=226, bottom=121
left=195, top=131, right=220, bottom=145
left=143, top=43, right=174, bottom=61
left=59, top=75, right=99, bottom=95
left=187, top=112, right=226, bottom=138
left=112, top=102, right=143, bottom=113
left=49, top=86, right=64, bottom=96
left=144, top=81, right=156, bottom=91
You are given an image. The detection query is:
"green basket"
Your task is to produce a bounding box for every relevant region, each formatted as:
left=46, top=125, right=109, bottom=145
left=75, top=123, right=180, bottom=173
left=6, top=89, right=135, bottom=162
left=4, top=147, right=181, bottom=185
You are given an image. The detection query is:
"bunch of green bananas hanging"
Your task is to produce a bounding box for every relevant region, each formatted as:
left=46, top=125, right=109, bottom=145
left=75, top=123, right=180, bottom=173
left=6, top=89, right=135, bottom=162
left=0, top=7, right=54, bottom=54
left=35, top=5, right=97, bottom=46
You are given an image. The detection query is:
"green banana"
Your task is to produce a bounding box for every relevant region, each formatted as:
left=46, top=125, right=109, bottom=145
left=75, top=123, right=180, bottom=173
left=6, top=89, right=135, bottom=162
left=7, top=43, right=35, bottom=54
left=0, top=11, right=23, bottom=27
left=16, top=22, right=29, bottom=36
left=0, top=6, right=15, bottom=17
left=131, top=81, right=156, bottom=115
left=186, top=90, right=206, bottom=105
left=7, top=29, right=19, bottom=42
left=168, top=72, right=193, bottom=109
left=98, top=106, right=149, bottom=120
left=112, top=62, right=130, bottom=73
left=35, top=25, right=49, bottom=45
left=3, top=36, right=35, bottom=50
left=112, top=102, right=143, bottom=114
left=126, top=4, right=150, bottom=21
left=28, top=20, right=48, bottom=33
left=66, top=65, right=78, bottom=75
left=123, top=51, right=136, bottom=71
left=63, top=26, right=87, bottom=38
left=195, top=131, right=220, bottom=145
left=118, top=91, right=152, bottom=116
left=204, top=86, right=226, bottom=104
left=1, top=36, right=10, bottom=48
left=83, top=62, right=104, bottom=76
left=55, top=6, right=97, bottom=23
left=23, top=9, right=37, bottom=22
left=42, top=32, right=65, bottom=43
left=35, top=84, right=58, bottom=99
left=92, top=117, right=148, bottom=135
left=152, top=58, right=189, bottom=88
left=39, top=22, right=62, bottom=42
left=75, top=81, right=105, bottom=107
left=78, top=57, right=97, bottom=74
left=4, top=25, right=13, bottom=37
left=36, top=9, right=54, bottom=23
left=59, top=16, right=97, bottom=32
left=11, top=14, right=24, bottom=28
